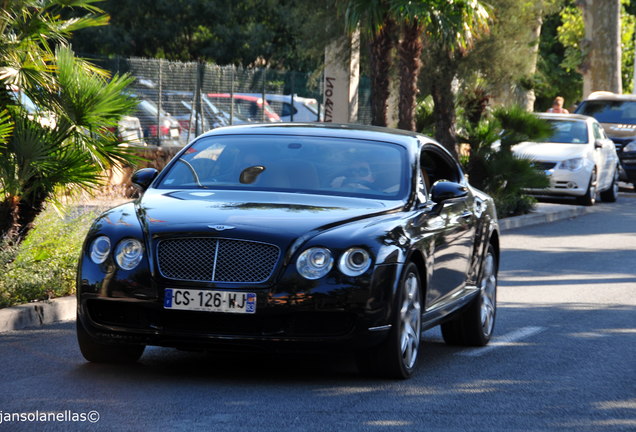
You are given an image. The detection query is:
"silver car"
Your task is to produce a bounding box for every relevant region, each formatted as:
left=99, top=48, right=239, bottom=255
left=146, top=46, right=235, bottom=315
left=513, top=113, right=620, bottom=206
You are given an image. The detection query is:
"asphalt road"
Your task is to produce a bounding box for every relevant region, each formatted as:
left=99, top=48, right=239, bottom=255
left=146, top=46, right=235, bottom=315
left=0, top=194, right=635, bottom=432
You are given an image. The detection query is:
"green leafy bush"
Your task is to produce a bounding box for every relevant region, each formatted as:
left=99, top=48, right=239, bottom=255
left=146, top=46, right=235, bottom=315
left=458, top=106, right=553, bottom=217
left=0, top=204, right=104, bottom=308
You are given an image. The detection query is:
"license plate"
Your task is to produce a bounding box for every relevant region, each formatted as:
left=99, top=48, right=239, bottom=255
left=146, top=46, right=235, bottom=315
left=164, top=289, right=256, bottom=314
left=170, top=128, right=179, bottom=138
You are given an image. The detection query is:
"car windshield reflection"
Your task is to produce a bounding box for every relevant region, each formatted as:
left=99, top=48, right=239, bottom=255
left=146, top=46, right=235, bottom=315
left=539, top=120, right=589, bottom=144
left=157, top=134, right=408, bottom=199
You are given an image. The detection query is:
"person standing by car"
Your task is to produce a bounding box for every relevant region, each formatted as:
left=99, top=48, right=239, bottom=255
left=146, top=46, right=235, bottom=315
left=547, top=96, right=569, bottom=113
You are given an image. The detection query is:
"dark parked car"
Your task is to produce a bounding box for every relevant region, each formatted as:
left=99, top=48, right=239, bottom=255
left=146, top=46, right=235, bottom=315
left=76, top=124, right=500, bottom=379
left=575, top=91, right=636, bottom=189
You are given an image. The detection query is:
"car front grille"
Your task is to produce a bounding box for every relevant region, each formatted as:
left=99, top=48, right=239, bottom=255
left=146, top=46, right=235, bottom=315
left=530, top=161, right=557, bottom=171
left=157, top=238, right=280, bottom=283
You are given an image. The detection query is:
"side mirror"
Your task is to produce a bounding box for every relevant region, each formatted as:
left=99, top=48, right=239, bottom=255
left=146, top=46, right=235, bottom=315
left=594, top=140, right=604, bottom=149
left=131, top=168, right=159, bottom=192
left=431, top=181, right=468, bottom=204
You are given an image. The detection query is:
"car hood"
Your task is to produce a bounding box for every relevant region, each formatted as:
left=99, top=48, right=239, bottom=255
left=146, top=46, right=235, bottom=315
left=136, top=189, right=403, bottom=240
left=597, top=122, right=636, bottom=139
left=512, top=141, right=589, bottom=161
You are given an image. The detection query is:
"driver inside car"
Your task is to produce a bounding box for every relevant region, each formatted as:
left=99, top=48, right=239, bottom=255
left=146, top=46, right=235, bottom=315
left=331, top=161, right=375, bottom=190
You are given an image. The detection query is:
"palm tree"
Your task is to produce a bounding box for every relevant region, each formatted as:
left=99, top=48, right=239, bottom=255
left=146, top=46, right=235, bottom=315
left=392, top=0, right=491, bottom=155
left=342, top=0, right=396, bottom=127
left=0, top=1, right=137, bottom=241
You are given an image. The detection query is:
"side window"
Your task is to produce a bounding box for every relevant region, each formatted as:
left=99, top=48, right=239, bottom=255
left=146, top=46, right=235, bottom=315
left=592, top=123, right=604, bottom=140
left=420, top=147, right=461, bottom=194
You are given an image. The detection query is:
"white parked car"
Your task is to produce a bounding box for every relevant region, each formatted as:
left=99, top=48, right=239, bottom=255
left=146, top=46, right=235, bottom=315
left=237, top=93, right=322, bottom=122
left=512, top=113, right=620, bottom=206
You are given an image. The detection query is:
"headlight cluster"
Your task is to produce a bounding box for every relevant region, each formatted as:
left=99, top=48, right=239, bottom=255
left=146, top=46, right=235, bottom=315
left=296, top=247, right=372, bottom=280
left=559, top=157, right=585, bottom=171
left=624, top=141, right=636, bottom=152
left=89, top=236, right=144, bottom=270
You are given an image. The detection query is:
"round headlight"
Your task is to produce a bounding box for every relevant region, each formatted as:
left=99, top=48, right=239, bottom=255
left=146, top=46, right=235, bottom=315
left=296, top=247, right=334, bottom=280
left=90, top=236, right=111, bottom=264
left=115, top=238, right=144, bottom=270
left=560, top=157, right=585, bottom=171
left=339, top=248, right=372, bottom=277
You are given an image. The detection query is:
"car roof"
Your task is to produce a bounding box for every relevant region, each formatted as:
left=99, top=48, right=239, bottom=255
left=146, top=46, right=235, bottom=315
left=236, top=93, right=317, bottom=103
left=582, top=91, right=636, bottom=102
left=196, top=123, right=430, bottom=149
left=536, top=112, right=594, bottom=122
left=207, top=93, right=262, bottom=102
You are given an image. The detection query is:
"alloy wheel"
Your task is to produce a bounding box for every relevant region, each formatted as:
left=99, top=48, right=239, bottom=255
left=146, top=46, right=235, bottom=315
left=400, top=272, right=422, bottom=370
left=479, top=252, right=497, bottom=338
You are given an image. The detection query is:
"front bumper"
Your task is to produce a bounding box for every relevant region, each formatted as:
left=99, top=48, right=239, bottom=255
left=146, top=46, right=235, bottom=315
left=525, top=167, right=591, bottom=197
left=77, top=263, right=401, bottom=350
left=618, top=152, right=636, bottom=183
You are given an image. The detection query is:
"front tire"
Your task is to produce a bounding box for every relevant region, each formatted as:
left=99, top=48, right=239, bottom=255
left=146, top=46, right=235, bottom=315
left=356, top=262, right=422, bottom=379
left=77, top=316, right=145, bottom=363
left=441, top=244, right=497, bottom=346
left=577, top=169, right=597, bottom=206
left=600, top=167, right=619, bottom=202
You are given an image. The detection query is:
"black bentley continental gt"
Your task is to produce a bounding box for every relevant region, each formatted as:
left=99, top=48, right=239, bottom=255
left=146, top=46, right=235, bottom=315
left=76, top=123, right=500, bottom=379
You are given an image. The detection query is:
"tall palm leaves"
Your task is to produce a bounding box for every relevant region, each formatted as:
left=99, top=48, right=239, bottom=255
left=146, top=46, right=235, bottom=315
left=342, top=0, right=491, bottom=155
left=392, top=0, right=490, bottom=155
left=0, top=1, right=137, bottom=241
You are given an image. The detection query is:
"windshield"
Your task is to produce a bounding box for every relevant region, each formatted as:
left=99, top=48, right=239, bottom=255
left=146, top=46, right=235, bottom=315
left=156, top=134, right=409, bottom=200
left=576, top=100, right=636, bottom=125
left=539, top=120, right=589, bottom=144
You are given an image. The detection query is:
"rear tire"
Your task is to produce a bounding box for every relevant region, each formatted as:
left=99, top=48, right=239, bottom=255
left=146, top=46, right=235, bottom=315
left=76, top=316, right=145, bottom=363
left=600, top=168, right=619, bottom=202
left=356, top=262, right=422, bottom=379
left=441, top=244, right=497, bottom=346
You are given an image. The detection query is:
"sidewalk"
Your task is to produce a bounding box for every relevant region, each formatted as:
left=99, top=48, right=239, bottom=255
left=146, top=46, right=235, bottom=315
left=0, top=202, right=590, bottom=333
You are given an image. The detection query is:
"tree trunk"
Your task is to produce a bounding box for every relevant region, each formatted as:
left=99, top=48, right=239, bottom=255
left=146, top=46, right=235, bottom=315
left=0, top=194, right=47, bottom=243
left=397, top=19, right=423, bottom=131
left=369, top=18, right=396, bottom=126
left=0, top=198, right=20, bottom=242
left=579, top=0, right=622, bottom=97
left=429, top=48, right=459, bottom=159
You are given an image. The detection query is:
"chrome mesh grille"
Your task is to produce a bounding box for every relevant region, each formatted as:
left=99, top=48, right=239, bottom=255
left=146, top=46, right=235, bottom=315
left=157, top=238, right=280, bottom=283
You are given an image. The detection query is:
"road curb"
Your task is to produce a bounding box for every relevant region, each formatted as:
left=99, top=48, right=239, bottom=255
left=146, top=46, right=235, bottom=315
left=0, top=296, right=76, bottom=333
left=0, top=203, right=592, bottom=333
left=499, top=204, right=590, bottom=231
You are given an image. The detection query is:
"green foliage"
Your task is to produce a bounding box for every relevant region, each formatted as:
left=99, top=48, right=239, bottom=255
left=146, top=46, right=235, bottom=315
left=415, top=96, right=435, bottom=135
left=0, top=204, right=104, bottom=308
left=537, top=0, right=636, bottom=108
left=459, top=106, right=552, bottom=217
left=69, top=0, right=336, bottom=71
left=535, top=7, right=582, bottom=110
left=0, top=1, right=139, bottom=240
